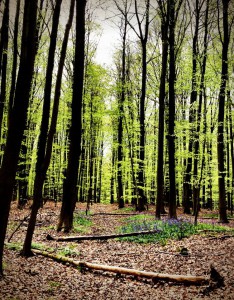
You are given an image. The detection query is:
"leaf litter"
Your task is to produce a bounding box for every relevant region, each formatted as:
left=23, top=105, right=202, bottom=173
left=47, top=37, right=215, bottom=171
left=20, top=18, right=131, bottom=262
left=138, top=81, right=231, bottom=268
left=0, top=202, right=234, bottom=300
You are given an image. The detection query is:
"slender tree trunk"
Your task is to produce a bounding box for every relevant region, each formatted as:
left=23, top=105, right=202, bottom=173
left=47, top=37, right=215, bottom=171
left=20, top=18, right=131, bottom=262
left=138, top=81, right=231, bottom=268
left=217, top=0, right=229, bottom=223
left=57, top=0, right=87, bottom=232
left=193, top=0, right=209, bottom=221
left=136, top=0, right=150, bottom=211
left=87, top=99, right=94, bottom=208
left=97, top=140, right=103, bottom=203
left=227, top=90, right=234, bottom=214
left=17, top=144, right=28, bottom=208
left=0, top=0, right=9, bottom=138
left=226, top=116, right=231, bottom=210
left=110, top=143, right=116, bottom=204
left=0, top=0, right=38, bottom=275
left=22, top=0, right=63, bottom=256
left=8, top=0, right=21, bottom=124
left=117, top=11, right=127, bottom=209
left=156, top=0, right=169, bottom=219
left=182, top=0, right=200, bottom=214
left=167, top=0, right=177, bottom=219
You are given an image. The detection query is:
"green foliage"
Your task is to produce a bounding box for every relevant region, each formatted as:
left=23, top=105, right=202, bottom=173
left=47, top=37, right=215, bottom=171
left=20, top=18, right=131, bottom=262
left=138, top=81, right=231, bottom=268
left=48, top=281, right=61, bottom=288
left=5, top=242, right=22, bottom=251
left=57, top=246, right=79, bottom=257
left=204, top=212, right=233, bottom=219
left=73, top=213, right=92, bottom=233
left=6, top=241, right=80, bottom=259
left=47, top=280, right=62, bottom=294
left=118, top=216, right=231, bottom=244
left=115, top=206, right=135, bottom=213
left=6, top=242, right=54, bottom=252
left=31, top=242, right=52, bottom=251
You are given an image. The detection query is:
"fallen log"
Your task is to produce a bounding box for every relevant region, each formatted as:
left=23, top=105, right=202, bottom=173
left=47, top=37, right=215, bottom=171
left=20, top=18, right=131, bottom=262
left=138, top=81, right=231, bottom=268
left=47, top=230, right=160, bottom=242
left=33, top=249, right=209, bottom=285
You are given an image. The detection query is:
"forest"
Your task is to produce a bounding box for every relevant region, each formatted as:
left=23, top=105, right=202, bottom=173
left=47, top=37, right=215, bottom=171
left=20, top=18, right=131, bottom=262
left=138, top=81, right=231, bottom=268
left=0, top=0, right=234, bottom=299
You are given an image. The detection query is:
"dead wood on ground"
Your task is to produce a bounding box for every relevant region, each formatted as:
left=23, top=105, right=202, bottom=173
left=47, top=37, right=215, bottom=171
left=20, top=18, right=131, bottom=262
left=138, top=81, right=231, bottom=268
left=47, top=230, right=159, bottom=242
left=33, top=249, right=209, bottom=285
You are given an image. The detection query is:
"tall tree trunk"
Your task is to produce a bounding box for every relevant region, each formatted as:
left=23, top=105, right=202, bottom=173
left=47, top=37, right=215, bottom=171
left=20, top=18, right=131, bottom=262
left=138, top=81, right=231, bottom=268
left=228, top=91, right=234, bottom=214
left=182, top=0, right=200, bottom=215
left=217, top=0, right=229, bottom=223
left=8, top=0, right=21, bottom=125
left=57, top=0, right=86, bottom=232
left=156, top=0, right=169, bottom=219
left=22, top=0, right=63, bottom=256
left=0, top=0, right=38, bottom=275
left=117, top=10, right=127, bottom=209
left=0, top=0, right=9, bottom=138
left=97, top=140, right=103, bottom=203
left=193, top=0, right=209, bottom=221
left=167, top=0, right=177, bottom=219
left=87, top=98, right=94, bottom=208
left=110, top=140, right=116, bottom=204
left=136, top=0, right=150, bottom=211
left=227, top=90, right=234, bottom=214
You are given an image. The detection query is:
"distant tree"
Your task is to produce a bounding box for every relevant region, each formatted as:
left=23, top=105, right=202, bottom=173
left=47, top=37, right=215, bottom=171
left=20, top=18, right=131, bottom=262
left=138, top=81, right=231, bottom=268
left=114, top=0, right=130, bottom=208
left=0, top=0, right=38, bottom=275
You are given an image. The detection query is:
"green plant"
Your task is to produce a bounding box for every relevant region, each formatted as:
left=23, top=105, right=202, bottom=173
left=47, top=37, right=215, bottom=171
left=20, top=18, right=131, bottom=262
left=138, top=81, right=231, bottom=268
left=48, top=281, right=61, bottom=288
left=117, top=206, right=135, bottom=212
left=31, top=242, right=54, bottom=253
left=73, top=214, right=92, bottom=233
left=57, top=246, right=79, bottom=257
left=5, top=242, right=22, bottom=251
left=118, top=217, right=232, bottom=244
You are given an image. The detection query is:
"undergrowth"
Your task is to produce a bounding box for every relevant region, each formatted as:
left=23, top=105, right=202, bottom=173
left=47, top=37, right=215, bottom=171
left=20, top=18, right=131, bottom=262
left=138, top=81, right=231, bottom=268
left=73, top=213, right=92, bottom=233
left=118, top=215, right=232, bottom=245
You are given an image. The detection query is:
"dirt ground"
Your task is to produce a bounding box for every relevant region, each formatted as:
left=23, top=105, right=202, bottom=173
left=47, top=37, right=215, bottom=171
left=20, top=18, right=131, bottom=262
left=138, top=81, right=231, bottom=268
left=0, top=202, right=233, bottom=300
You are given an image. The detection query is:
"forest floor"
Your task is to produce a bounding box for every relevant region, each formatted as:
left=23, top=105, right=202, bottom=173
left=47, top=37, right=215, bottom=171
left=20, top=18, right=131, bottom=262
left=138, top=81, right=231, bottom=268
left=0, top=201, right=234, bottom=300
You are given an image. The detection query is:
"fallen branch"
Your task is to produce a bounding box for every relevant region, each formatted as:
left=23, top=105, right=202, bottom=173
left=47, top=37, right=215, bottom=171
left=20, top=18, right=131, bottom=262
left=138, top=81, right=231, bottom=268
left=33, top=249, right=209, bottom=285
left=47, top=230, right=159, bottom=242
left=8, top=213, right=31, bottom=242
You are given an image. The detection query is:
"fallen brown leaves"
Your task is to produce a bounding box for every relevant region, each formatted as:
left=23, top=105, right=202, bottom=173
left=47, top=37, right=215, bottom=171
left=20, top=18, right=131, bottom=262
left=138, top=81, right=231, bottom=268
left=0, top=202, right=234, bottom=300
